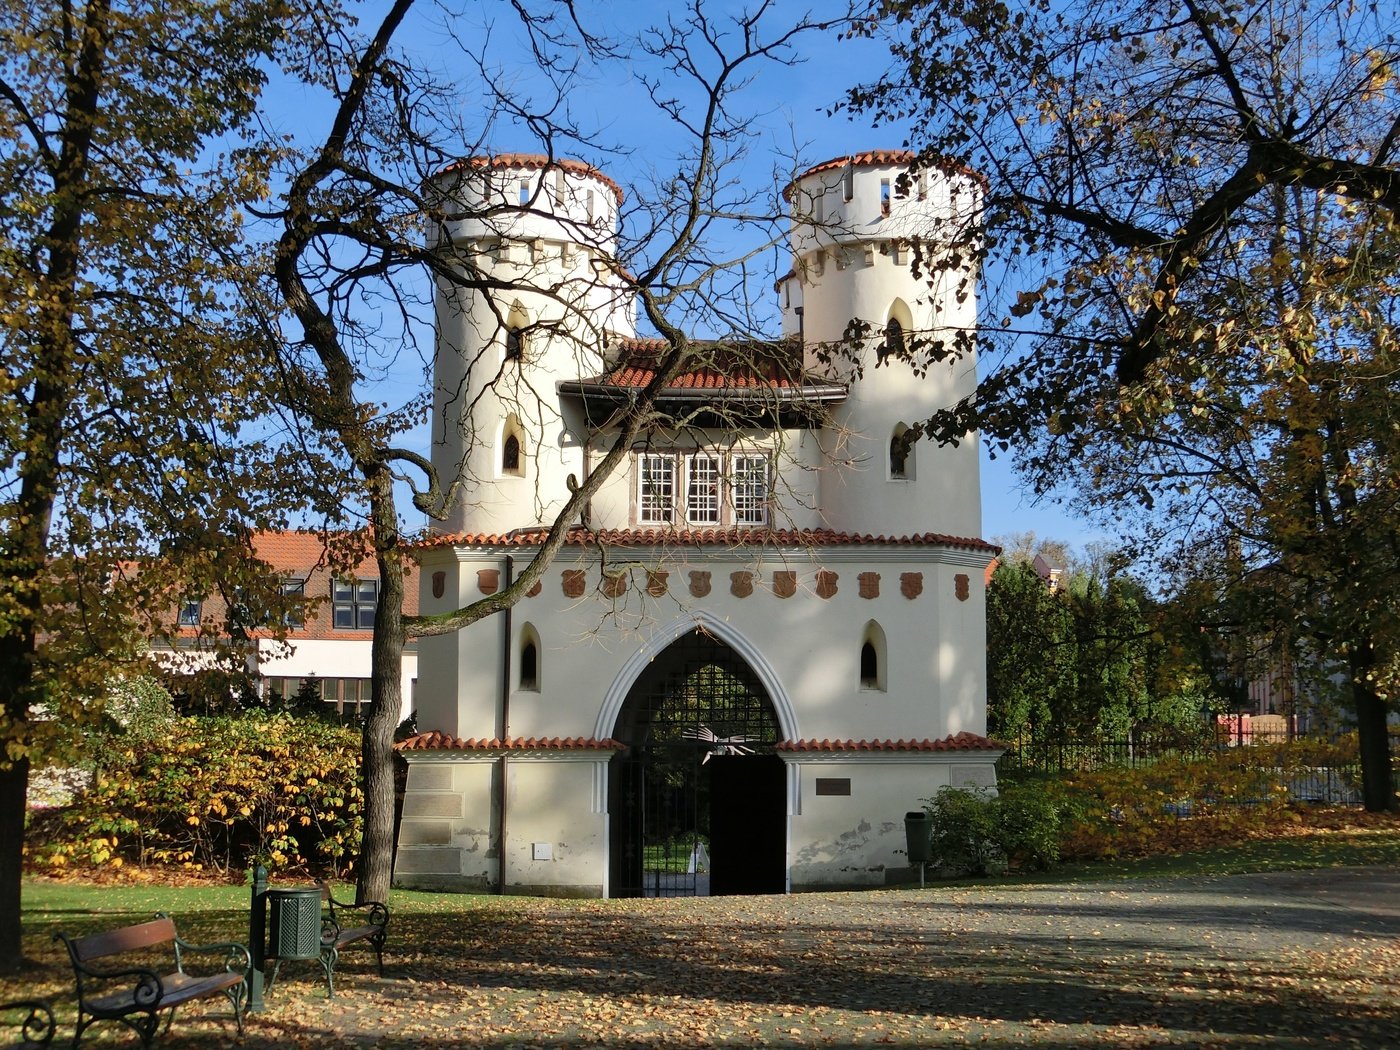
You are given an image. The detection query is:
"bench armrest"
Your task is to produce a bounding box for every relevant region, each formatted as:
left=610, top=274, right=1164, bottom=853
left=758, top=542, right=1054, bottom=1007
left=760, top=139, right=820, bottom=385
left=158, top=911, right=251, bottom=977
left=1, top=999, right=55, bottom=1046
left=317, top=882, right=390, bottom=930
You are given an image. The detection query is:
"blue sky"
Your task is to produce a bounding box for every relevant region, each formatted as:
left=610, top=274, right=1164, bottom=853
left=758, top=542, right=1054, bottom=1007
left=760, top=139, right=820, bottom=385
left=283, top=1, right=1103, bottom=552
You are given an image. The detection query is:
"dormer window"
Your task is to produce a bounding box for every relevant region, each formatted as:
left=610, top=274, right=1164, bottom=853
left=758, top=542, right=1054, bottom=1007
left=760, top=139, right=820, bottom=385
left=636, top=451, right=769, bottom=527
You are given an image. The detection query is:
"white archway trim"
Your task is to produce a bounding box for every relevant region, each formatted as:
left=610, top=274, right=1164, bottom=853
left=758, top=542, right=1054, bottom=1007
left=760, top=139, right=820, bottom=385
left=593, top=609, right=799, bottom=742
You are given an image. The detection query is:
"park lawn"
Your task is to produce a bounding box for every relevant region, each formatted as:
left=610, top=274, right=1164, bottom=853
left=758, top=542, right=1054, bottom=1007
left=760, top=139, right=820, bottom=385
left=4, top=809, right=1398, bottom=1046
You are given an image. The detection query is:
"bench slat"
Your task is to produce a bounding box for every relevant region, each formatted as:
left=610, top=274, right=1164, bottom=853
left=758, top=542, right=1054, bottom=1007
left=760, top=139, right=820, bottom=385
left=70, top=917, right=178, bottom=963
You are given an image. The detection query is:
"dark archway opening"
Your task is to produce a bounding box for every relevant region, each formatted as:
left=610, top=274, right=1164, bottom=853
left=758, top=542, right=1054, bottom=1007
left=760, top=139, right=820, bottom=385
left=608, top=629, right=786, bottom=897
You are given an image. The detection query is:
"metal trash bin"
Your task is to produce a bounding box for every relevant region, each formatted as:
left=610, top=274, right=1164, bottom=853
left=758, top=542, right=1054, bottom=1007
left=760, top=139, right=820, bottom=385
left=267, top=887, right=322, bottom=960
left=904, top=810, right=933, bottom=864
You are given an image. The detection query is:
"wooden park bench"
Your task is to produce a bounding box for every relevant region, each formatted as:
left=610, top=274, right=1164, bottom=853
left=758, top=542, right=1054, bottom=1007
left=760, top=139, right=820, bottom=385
left=315, top=882, right=389, bottom=996
left=1, top=1000, right=54, bottom=1048
left=55, top=913, right=249, bottom=1047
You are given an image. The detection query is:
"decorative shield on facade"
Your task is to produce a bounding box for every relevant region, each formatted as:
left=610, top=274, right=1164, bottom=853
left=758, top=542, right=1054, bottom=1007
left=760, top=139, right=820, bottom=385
left=955, top=573, right=970, bottom=602
left=688, top=570, right=711, bottom=598
left=477, top=569, right=500, bottom=595
left=900, top=572, right=924, bottom=600
left=431, top=571, right=446, bottom=600
left=858, top=572, right=880, bottom=599
left=602, top=571, right=627, bottom=599
left=526, top=580, right=542, bottom=598
left=772, top=570, right=796, bottom=598
left=815, top=570, right=838, bottom=599
left=730, top=571, right=754, bottom=598
left=562, top=569, right=586, bottom=599
left=646, top=570, right=669, bottom=597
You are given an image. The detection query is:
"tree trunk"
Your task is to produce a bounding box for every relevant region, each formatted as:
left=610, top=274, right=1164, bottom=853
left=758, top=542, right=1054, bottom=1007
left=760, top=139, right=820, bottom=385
left=1351, top=646, right=1396, bottom=812
left=0, top=755, right=27, bottom=972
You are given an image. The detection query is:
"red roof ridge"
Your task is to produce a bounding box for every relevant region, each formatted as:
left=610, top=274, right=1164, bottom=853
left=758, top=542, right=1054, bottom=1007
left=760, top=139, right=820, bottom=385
left=783, top=150, right=986, bottom=201
left=434, top=154, right=625, bottom=205
left=396, top=732, right=626, bottom=753
left=774, top=733, right=1002, bottom=753
left=414, top=526, right=997, bottom=554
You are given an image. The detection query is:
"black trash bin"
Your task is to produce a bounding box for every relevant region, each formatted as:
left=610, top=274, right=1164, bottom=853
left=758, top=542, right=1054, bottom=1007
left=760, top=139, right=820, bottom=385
left=904, top=810, right=933, bottom=864
left=267, top=887, right=322, bottom=960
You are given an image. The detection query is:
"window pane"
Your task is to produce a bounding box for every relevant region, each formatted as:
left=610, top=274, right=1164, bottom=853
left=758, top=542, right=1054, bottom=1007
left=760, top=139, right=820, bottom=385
left=334, top=605, right=355, bottom=629
left=357, top=580, right=379, bottom=605
left=685, top=454, right=720, bottom=524
left=732, top=455, right=769, bottom=525
left=333, top=579, right=353, bottom=601
left=358, top=606, right=376, bottom=629
left=178, top=600, right=201, bottom=626
left=638, top=454, right=675, bottom=524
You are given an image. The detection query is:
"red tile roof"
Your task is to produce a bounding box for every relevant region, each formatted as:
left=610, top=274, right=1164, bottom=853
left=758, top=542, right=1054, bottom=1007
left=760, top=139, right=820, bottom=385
left=414, top=526, right=997, bottom=554
left=588, top=365, right=809, bottom=391
left=434, top=154, right=624, bottom=205
left=396, top=732, right=625, bottom=752
left=783, top=150, right=986, bottom=201
left=775, top=733, right=1003, bottom=753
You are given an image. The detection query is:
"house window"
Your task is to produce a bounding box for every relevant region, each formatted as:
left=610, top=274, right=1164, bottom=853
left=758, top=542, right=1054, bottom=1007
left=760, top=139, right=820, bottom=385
left=842, top=161, right=854, bottom=202
left=635, top=451, right=769, bottom=526
left=177, top=600, right=202, bottom=627
left=281, top=579, right=306, bottom=627
left=519, top=177, right=530, bottom=205
left=685, top=454, right=721, bottom=524
left=505, top=327, right=523, bottom=360
left=520, top=639, right=539, bottom=690
left=880, top=179, right=891, bottom=217
left=638, top=454, right=676, bottom=525
left=731, top=455, right=769, bottom=526
left=333, top=578, right=378, bottom=630
left=503, top=433, right=521, bottom=474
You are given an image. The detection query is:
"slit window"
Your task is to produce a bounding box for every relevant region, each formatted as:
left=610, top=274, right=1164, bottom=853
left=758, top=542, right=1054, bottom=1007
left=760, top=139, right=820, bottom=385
left=880, top=179, right=891, bottom=217
left=502, top=433, right=522, bottom=475
left=842, top=162, right=854, bottom=202
left=860, top=641, right=878, bottom=687
left=520, top=639, right=539, bottom=690
left=519, top=178, right=530, bottom=205
left=882, top=318, right=905, bottom=362
left=505, top=326, right=523, bottom=360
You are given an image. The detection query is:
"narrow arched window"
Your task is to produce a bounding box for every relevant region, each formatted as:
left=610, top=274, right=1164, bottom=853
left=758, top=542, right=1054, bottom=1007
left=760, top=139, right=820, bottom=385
left=505, top=327, right=523, bottom=360
left=860, top=641, right=878, bottom=688
left=881, top=318, right=905, bottom=363
left=890, top=432, right=908, bottom=479
left=502, top=433, right=521, bottom=474
left=520, top=639, right=539, bottom=690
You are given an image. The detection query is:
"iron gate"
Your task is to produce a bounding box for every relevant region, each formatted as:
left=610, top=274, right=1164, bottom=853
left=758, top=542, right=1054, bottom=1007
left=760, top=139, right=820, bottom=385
left=609, top=630, right=782, bottom=897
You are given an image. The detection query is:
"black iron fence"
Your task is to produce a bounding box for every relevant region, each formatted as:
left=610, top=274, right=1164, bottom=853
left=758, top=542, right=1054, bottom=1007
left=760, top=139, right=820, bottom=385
left=995, top=727, right=1396, bottom=806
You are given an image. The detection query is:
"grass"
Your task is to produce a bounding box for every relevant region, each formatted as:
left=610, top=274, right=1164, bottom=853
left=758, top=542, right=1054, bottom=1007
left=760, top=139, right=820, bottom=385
left=5, top=814, right=1400, bottom=1048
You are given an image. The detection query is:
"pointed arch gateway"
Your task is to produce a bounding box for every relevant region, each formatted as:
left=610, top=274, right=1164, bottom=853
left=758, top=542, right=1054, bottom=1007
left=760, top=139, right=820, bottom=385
left=605, top=621, right=789, bottom=899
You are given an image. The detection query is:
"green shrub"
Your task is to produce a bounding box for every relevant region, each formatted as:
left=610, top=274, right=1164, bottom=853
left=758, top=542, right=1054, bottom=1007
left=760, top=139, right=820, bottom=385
left=924, top=787, right=1004, bottom=876
left=34, top=712, right=362, bottom=878
left=994, top=782, right=1063, bottom=870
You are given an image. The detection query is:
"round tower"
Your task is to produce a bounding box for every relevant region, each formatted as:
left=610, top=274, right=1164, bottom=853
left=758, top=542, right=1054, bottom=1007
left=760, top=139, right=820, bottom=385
left=428, top=154, right=634, bottom=536
left=778, top=150, right=983, bottom=539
